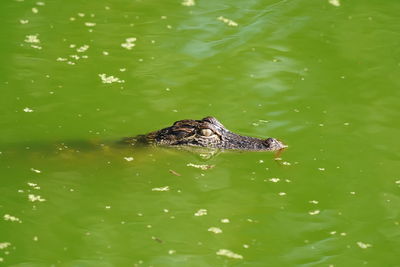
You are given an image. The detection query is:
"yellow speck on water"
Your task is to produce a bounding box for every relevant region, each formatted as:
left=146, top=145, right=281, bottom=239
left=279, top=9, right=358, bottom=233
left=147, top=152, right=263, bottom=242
left=23, top=107, right=34, bottom=113
left=329, top=0, right=341, bottom=7
left=4, top=214, right=22, bottom=223
left=77, top=45, right=89, bottom=53
left=208, top=227, right=223, bottom=234
left=84, top=22, right=96, bottom=27
left=31, top=168, right=41, bottom=173
left=28, top=194, right=46, bottom=202
left=182, top=0, right=195, bottom=6
left=194, top=209, right=207, bottom=216
left=269, top=178, right=280, bottom=183
left=151, top=186, right=170, bottom=192
left=0, top=242, right=11, bottom=250
left=124, top=157, right=134, bottom=161
left=216, top=249, right=243, bottom=259
left=217, top=16, right=238, bottom=27
left=32, top=7, right=39, bottom=13
left=98, top=73, right=125, bottom=84
left=221, top=218, right=230, bottom=223
left=27, top=182, right=40, bottom=190
left=309, top=210, right=320, bottom=215
left=357, top=241, right=372, bottom=249
left=25, top=34, right=40, bottom=44
left=121, top=37, right=136, bottom=50
left=186, top=163, right=215, bottom=170
left=20, top=19, right=29, bottom=24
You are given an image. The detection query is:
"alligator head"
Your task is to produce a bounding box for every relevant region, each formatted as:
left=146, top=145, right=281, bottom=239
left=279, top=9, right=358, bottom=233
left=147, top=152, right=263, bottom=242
left=137, top=117, right=287, bottom=151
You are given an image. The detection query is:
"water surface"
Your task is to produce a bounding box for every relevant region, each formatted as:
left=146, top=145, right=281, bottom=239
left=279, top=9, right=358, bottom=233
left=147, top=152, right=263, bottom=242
left=1, top=0, right=400, bottom=266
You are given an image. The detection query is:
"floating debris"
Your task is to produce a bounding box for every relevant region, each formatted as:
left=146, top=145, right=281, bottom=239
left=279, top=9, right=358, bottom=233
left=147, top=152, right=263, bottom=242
left=20, top=19, right=29, bottom=24
left=69, top=55, right=80, bottom=60
left=168, top=250, right=176, bottom=255
left=318, top=167, right=325, bottom=171
left=77, top=44, right=89, bottom=53
left=216, top=249, right=243, bottom=259
left=182, top=0, right=195, bottom=6
left=278, top=192, right=286, bottom=196
left=186, top=163, right=215, bottom=170
left=0, top=242, right=11, bottom=250
left=152, top=186, right=170, bottom=192
left=84, top=22, right=96, bottom=27
left=98, top=73, right=125, bottom=84
left=357, top=241, right=372, bottom=249
left=121, top=37, right=137, bottom=50
left=152, top=236, right=163, bottom=243
left=169, top=169, right=181, bottom=176
left=221, top=218, right=230, bottom=223
left=123, top=157, right=134, bottom=162
left=328, top=0, right=341, bottom=7
left=4, top=214, right=22, bottom=223
left=269, top=178, right=280, bottom=183
left=194, top=209, right=207, bottom=216
left=32, top=7, right=39, bottom=14
left=28, top=194, right=46, bottom=202
left=31, top=168, right=41, bottom=173
left=27, top=182, right=40, bottom=190
left=309, top=200, right=319, bottom=204
left=23, top=107, right=34, bottom=113
left=217, top=16, right=238, bottom=27
left=309, top=210, right=320, bottom=215
left=208, top=227, right=223, bottom=234
left=24, top=34, right=40, bottom=43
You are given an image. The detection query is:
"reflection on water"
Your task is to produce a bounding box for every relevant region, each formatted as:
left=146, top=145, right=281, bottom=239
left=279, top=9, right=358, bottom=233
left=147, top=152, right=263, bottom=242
left=1, top=0, right=400, bottom=265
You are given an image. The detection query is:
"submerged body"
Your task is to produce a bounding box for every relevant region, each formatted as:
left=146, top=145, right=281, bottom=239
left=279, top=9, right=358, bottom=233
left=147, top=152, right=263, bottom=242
left=122, top=117, right=286, bottom=151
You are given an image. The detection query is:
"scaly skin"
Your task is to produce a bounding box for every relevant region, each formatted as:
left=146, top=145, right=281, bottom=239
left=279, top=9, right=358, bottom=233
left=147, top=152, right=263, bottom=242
left=122, top=117, right=287, bottom=151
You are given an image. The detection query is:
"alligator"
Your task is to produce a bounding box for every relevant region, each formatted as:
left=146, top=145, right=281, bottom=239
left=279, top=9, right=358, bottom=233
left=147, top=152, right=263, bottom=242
left=121, top=116, right=287, bottom=151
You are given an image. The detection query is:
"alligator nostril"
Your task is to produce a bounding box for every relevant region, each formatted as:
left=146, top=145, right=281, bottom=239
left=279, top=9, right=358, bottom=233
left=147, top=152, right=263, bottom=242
left=265, top=138, right=287, bottom=150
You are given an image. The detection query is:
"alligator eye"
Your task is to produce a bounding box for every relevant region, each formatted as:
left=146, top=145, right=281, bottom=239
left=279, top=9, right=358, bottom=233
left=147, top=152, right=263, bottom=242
left=200, top=129, right=213, bottom=137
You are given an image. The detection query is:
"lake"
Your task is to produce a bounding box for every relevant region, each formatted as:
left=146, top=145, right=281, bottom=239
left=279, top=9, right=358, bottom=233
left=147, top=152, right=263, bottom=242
left=1, top=0, right=399, bottom=266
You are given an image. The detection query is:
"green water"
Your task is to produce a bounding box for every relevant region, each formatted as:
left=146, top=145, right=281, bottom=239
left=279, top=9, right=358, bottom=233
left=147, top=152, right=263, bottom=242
left=1, top=0, right=400, bottom=266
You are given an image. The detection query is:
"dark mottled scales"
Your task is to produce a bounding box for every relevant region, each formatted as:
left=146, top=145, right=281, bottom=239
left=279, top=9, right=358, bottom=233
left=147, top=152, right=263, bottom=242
left=121, top=116, right=286, bottom=151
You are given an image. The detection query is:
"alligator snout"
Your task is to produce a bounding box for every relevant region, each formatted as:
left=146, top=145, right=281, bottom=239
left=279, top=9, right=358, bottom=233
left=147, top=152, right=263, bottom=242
left=265, top=138, right=287, bottom=151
